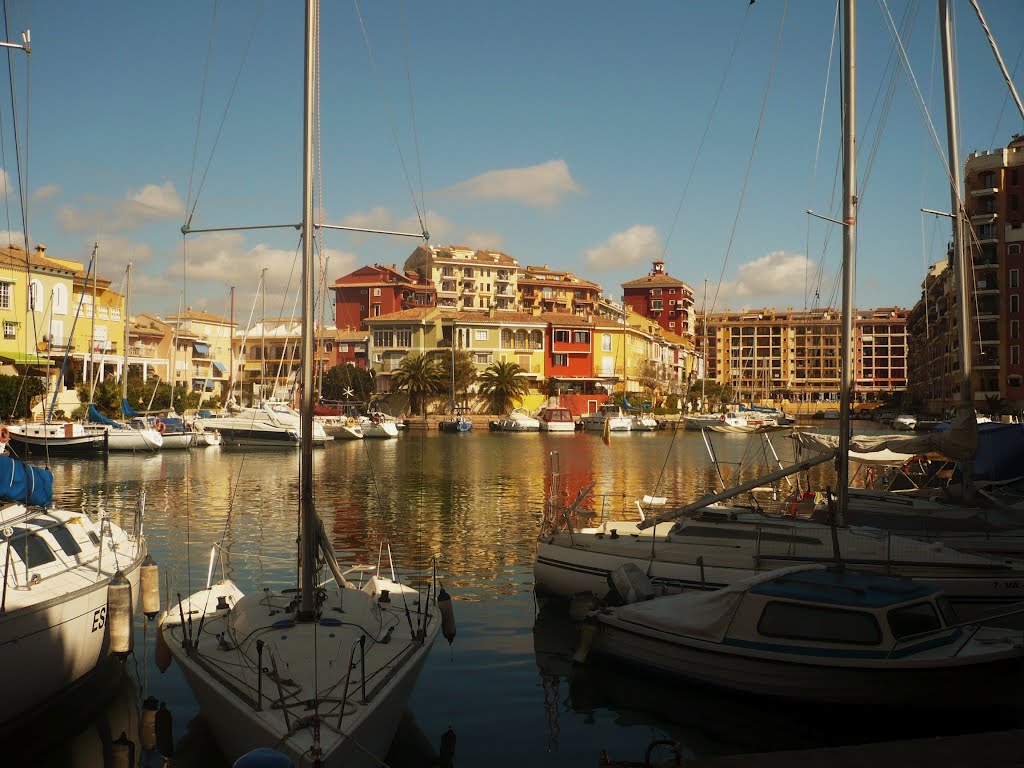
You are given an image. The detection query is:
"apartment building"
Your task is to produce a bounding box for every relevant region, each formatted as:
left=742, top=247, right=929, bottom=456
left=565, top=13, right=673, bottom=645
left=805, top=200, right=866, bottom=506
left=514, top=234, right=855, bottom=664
left=168, top=309, right=234, bottom=397
left=622, top=259, right=696, bottom=340
left=518, top=264, right=600, bottom=316
left=403, top=244, right=519, bottom=312
left=700, top=306, right=907, bottom=405
left=330, top=263, right=434, bottom=329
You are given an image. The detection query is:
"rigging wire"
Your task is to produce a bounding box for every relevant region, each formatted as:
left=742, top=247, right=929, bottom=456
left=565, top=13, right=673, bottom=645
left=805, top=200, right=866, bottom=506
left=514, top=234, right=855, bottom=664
left=400, top=0, right=427, bottom=233
left=659, top=2, right=753, bottom=262
left=805, top=0, right=840, bottom=313
left=708, top=0, right=788, bottom=319
left=351, top=0, right=428, bottom=236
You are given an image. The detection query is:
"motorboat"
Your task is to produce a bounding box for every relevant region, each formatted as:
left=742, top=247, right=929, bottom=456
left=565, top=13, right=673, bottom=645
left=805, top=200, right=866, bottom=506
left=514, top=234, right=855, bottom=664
left=576, top=564, right=1024, bottom=709
left=320, top=416, right=364, bottom=439
left=159, top=7, right=440, bottom=765
left=629, top=413, right=659, bottom=432
left=439, top=413, right=473, bottom=433
left=0, top=456, right=149, bottom=730
left=893, top=414, right=918, bottom=431
left=5, top=421, right=109, bottom=456
left=194, top=401, right=332, bottom=447
left=704, top=410, right=779, bottom=434
left=496, top=407, right=540, bottom=432
left=682, top=413, right=725, bottom=431
left=538, top=406, right=576, bottom=433
left=358, top=412, right=399, bottom=438
left=579, top=403, right=631, bottom=433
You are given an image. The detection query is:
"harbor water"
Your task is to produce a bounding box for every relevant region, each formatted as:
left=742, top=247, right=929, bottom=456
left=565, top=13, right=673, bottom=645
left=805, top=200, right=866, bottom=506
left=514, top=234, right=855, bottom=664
left=13, top=423, right=1023, bottom=766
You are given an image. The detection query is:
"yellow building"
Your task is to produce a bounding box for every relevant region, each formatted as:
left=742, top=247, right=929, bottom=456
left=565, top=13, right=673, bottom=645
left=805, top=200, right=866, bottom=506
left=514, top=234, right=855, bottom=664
left=0, top=243, right=78, bottom=370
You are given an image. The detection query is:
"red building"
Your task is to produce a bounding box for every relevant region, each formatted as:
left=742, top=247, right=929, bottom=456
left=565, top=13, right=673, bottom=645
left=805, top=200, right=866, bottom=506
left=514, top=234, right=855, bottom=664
left=331, top=264, right=434, bottom=331
left=333, top=329, right=370, bottom=369
left=622, top=259, right=695, bottom=339
left=543, top=312, right=598, bottom=389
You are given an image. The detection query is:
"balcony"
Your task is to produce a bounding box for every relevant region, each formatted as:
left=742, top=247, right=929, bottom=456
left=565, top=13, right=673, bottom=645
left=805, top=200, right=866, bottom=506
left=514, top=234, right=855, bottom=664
left=970, top=186, right=999, bottom=197
left=495, top=273, right=512, bottom=283
left=971, top=212, right=998, bottom=225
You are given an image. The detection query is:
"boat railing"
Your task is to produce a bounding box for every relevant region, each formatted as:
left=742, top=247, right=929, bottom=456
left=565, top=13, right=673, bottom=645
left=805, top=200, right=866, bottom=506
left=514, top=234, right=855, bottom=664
left=885, top=602, right=1024, bottom=659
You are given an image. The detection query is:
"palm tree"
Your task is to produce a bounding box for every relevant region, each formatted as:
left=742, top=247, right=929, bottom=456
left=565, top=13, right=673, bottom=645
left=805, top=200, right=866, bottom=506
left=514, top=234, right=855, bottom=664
left=390, top=353, right=444, bottom=416
left=478, top=361, right=529, bottom=414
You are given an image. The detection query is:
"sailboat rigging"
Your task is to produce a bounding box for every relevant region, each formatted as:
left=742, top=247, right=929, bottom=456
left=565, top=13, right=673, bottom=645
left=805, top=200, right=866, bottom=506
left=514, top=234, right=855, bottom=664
left=160, top=3, right=441, bottom=765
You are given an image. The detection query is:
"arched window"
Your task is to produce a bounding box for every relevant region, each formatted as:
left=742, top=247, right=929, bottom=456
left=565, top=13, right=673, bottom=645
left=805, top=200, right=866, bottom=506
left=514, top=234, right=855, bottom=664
left=53, top=283, right=68, bottom=315
left=29, top=280, right=43, bottom=312
left=501, top=329, right=512, bottom=348
left=530, top=330, right=544, bottom=350
left=514, top=329, right=527, bottom=349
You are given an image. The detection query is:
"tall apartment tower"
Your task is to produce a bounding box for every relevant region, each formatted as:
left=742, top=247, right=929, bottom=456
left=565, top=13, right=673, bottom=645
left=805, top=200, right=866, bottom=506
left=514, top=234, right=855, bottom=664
left=911, top=135, right=1024, bottom=413
left=964, top=134, right=1024, bottom=407
left=622, top=259, right=695, bottom=340
left=403, top=244, right=519, bottom=313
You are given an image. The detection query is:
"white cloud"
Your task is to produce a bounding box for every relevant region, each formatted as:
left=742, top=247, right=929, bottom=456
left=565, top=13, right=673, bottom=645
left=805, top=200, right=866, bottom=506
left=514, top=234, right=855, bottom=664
left=459, top=230, right=504, bottom=250
left=440, top=159, right=582, bottom=209
left=57, top=181, right=185, bottom=234
left=585, top=225, right=662, bottom=270
left=33, top=184, right=60, bottom=203
left=710, top=250, right=826, bottom=306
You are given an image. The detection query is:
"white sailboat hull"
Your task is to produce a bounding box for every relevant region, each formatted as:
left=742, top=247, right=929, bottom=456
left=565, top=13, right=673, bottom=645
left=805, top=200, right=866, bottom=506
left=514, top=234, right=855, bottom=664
left=161, top=578, right=439, bottom=768
left=106, top=427, right=163, bottom=451
left=0, top=509, right=146, bottom=729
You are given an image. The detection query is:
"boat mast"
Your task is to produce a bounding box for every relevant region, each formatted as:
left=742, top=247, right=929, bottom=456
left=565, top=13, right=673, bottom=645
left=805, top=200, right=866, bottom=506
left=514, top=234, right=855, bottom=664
left=299, top=0, right=318, bottom=619
left=940, top=0, right=974, bottom=493
left=122, top=262, right=131, bottom=409
left=701, top=277, right=707, bottom=412
left=88, top=245, right=98, bottom=405
left=836, top=0, right=856, bottom=522
left=227, top=285, right=234, bottom=403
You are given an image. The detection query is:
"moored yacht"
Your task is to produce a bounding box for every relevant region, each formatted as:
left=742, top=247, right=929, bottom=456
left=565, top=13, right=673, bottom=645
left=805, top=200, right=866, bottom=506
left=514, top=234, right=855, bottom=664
left=579, top=403, right=631, bottom=433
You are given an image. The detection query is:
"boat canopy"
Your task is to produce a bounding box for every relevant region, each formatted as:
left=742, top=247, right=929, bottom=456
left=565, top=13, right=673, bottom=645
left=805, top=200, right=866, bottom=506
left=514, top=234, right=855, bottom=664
left=790, top=405, right=979, bottom=463
left=88, top=404, right=123, bottom=429
left=0, top=456, right=53, bottom=507
left=121, top=398, right=140, bottom=417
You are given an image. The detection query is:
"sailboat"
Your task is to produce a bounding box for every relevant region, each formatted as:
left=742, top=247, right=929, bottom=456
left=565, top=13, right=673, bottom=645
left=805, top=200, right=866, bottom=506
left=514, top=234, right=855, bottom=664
left=533, top=0, right=1024, bottom=619
left=438, top=328, right=472, bottom=433
left=88, top=263, right=163, bottom=452
left=0, top=27, right=151, bottom=730
left=159, top=4, right=442, bottom=766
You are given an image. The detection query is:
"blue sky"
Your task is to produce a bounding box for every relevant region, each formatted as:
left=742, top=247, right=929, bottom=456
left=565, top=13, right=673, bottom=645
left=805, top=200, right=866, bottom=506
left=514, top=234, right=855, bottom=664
left=2, top=0, right=1022, bottom=324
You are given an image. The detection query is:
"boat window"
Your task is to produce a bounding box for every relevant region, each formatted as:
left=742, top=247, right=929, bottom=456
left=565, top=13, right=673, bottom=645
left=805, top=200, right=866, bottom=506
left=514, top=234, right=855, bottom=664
left=7, top=527, right=57, bottom=568
left=887, top=601, right=941, bottom=639
left=676, top=525, right=823, bottom=547
left=757, top=601, right=882, bottom=645
left=49, top=524, right=83, bottom=557
left=935, top=595, right=958, bottom=626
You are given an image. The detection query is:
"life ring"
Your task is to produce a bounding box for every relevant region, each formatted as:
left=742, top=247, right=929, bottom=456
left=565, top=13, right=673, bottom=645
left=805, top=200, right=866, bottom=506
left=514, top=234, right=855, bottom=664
left=719, top=414, right=726, bottom=422
left=0, top=426, right=8, bottom=443
left=346, top=417, right=355, bottom=427
left=155, top=420, right=166, bottom=434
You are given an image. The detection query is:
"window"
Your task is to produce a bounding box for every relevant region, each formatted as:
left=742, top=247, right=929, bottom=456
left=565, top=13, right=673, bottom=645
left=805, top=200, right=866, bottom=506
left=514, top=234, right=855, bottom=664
left=1013, top=295, right=1020, bottom=313
left=977, top=223, right=998, bottom=240
left=1010, top=244, right=1022, bottom=256
left=1010, top=375, right=1023, bottom=388
left=373, top=288, right=381, bottom=297
left=602, top=333, right=612, bottom=352
left=1012, top=269, right=1020, bottom=289
left=475, top=329, right=488, bottom=341
left=651, top=288, right=662, bottom=296
left=572, top=330, right=590, bottom=344
left=324, top=342, right=333, bottom=352
left=473, top=352, right=491, bottom=365
left=1014, top=346, right=1021, bottom=366
left=651, top=300, right=663, bottom=310
left=29, top=280, right=43, bottom=311
left=371, top=304, right=381, bottom=317
left=395, top=329, right=412, bottom=347
left=552, top=353, right=568, bottom=366
left=0, top=281, right=9, bottom=309
left=373, top=330, right=394, bottom=347
left=53, top=283, right=68, bottom=315
left=340, top=344, right=349, bottom=353
left=360, top=305, right=367, bottom=314
left=3, top=322, right=15, bottom=339
left=887, top=602, right=940, bottom=640
left=1014, top=320, right=1021, bottom=340
left=7, top=528, right=56, bottom=568
left=501, top=329, right=513, bottom=347
left=757, top=601, right=881, bottom=645
left=531, top=330, right=544, bottom=349
left=49, top=525, right=82, bottom=557
left=554, top=329, right=570, bottom=343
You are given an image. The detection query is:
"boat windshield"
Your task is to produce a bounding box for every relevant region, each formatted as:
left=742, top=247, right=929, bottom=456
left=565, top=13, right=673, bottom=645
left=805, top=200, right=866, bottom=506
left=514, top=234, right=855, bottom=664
left=887, top=600, right=942, bottom=639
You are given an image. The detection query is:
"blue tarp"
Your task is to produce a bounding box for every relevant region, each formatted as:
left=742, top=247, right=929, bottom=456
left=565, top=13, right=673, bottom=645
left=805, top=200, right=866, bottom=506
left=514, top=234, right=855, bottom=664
left=0, top=455, right=53, bottom=507
left=121, top=398, right=139, bottom=417
left=935, top=420, right=1024, bottom=481
left=88, top=404, right=122, bottom=428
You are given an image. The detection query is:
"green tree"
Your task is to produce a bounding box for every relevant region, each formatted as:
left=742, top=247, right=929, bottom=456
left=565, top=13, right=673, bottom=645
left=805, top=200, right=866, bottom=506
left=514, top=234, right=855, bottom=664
left=321, top=364, right=374, bottom=403
left=389, top=353, right=444, bottom=416
left=478, top=361, right=529, bottom=414
left=0, top=373, right=46, bottom=420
